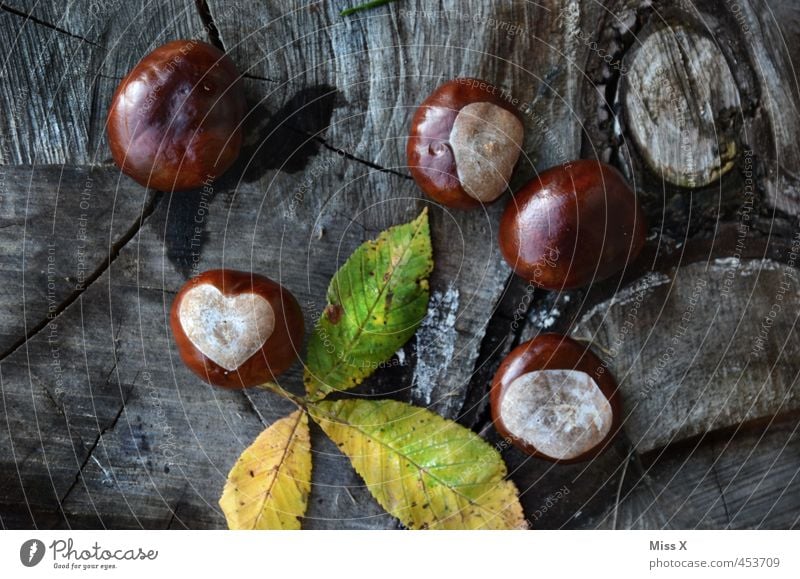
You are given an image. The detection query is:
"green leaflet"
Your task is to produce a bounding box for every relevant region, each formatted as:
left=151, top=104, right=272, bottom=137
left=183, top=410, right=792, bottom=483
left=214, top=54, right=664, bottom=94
left=310, top=399, right=526, bottom=530
left=304, top=210, right=432, bottom=400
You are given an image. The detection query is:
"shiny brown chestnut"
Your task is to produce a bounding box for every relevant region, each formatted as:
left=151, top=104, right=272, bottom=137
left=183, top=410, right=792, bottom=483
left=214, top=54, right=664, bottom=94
left=407, top=78, right=525, bottom=209
left=490, top=334, right=621, bottom=463
left=107, top=40, right=245, bottom=191
left=499, top=160, right=647, bottom=290
left=170, top=269, right=304, bottom=389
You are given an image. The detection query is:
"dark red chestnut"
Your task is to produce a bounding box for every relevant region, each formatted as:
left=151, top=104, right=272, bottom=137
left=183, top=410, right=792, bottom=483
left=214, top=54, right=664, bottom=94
left=170, top=269, right=304, bottom=389
left=490, top=334, right=621, bottom=463
left=499, top=160, right=646, bottom=289
left=408, top=78, right=525, bottom=209
left=108, top=40, right=245, bottom=191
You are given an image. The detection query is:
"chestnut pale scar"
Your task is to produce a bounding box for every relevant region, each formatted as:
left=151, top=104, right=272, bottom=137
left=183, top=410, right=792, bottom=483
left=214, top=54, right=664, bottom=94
left=178, top=284, right=275, bottom=371
left=499, top=369, right=613, bottom=461
left=450, top=102, right=524, bottom=202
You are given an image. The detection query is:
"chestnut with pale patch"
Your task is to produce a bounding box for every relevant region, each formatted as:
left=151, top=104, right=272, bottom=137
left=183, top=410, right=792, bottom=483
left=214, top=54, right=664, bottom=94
left=170, top=269, right=304, bottom=389
left=407, top=78, right=525, bottom=209
left=499, top=369, right=613, bottom=461
left=491, top=334, right=621, bottom=462
left=178, top=284, right=275, bottom=372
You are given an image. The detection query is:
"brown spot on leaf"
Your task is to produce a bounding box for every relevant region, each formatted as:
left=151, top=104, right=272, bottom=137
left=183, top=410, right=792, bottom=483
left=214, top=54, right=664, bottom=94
left=325, top=304, right=344, bottom=324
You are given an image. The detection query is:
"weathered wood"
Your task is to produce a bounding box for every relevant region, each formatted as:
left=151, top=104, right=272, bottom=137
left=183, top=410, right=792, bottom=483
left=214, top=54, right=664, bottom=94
left=622, top=23, right=740, bottom=188
left=585, top=419, right=800, bottom=529
left=204, top=0, right=608, bottom=417
left=0, top=1, right=207, bottom=165
left=571, top=258, right=800, bottom=454
left=728, top=0, right=800, bottom=214
left=580, top=0, right=800, bottom=224
left=490, top=426, right=632, bottom=530
left=0, top=165, right=156, bottom=356
left=0, top=0, right=609, bottom=528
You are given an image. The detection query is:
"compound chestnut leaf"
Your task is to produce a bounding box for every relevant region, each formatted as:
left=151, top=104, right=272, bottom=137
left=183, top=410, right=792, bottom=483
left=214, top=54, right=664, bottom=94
left=305, top=209, right=433, bottom=400
left=219, top=409, right=311, bottom=530
left=310, top=399, right=525, bottom=530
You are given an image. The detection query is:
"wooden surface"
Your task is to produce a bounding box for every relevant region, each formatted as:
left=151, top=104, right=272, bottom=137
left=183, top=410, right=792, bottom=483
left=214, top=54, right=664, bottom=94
left=1, top=0, right=799, bottom=529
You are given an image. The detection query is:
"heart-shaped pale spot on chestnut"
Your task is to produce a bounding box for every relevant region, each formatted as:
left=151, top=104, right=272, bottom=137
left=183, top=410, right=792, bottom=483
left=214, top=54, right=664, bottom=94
left=170, top=269, right=304, bottom=389
left=408, top=78, right=524, bottom=209
left=491, top=334, right=621, bottom=463
left=179, top=284, right=275, bottom=372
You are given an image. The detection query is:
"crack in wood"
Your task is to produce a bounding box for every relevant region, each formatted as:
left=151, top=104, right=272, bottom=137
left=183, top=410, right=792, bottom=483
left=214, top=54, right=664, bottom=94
left=0, top=190, right=163, bottom=364
left=163, top=485, right=189, bottom=529
left=56, top=398, right=126, bottom=514
left=194, top=0, right=224, bottom=52
left=313, top=135, right=411, bottom=180
left=241, top=389, right=268, bottom=428
left=55, top=331, right=132, bottom=517
left=243, top=73, right=278, bottom=83
left=32, top=372, right=69, bottom=419
left=709, top=442, right=733, bottom=527
left=86, top=70, right=102, bottom=157
left=0, top=2, right=101, bottom=47
left=459, top=272, right=537, bottom=430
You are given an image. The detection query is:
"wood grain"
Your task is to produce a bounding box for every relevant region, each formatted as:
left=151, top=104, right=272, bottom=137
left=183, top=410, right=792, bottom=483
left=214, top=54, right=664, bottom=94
left=572, top=258, right=800, bottom=454
left=586, top=420, right=800, bottom=529
left=0, top=166, right=156, bottom=356
left=622, top=23, right=740, bottom=188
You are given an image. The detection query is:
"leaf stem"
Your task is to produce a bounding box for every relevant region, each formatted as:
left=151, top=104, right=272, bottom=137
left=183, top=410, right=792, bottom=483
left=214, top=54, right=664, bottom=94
left=340, top=0, right=397, bottom=17
left=258, top=382, right=307, bottom=407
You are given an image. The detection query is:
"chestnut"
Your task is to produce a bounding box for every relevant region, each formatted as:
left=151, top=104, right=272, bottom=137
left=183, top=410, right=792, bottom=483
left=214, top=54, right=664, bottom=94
left=490, top=334, right=620, bottom=463
left=107, top=39, right=245, bottom=191
left=170, top=269, right=304, bottom=389
left=407, top=78, right=525, bottom=208
left=499, top=160, right=646, bottom=289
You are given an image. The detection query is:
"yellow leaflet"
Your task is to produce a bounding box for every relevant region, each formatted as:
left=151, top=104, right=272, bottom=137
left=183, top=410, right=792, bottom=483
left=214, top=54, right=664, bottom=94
left=220, top=410, right=311, bottom=530
left=311, top=399, right=525, bottom=530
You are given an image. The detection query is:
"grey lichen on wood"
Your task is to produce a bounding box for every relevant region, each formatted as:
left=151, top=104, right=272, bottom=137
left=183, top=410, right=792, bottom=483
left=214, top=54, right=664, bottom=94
left=622, top=24, right=740, bottom=189
left=572, top=259, right=800, bottom=454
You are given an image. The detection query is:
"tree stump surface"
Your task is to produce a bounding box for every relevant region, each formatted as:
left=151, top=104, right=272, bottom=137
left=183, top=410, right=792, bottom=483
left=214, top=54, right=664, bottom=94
left=1, top=0, right=798, bottom=529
